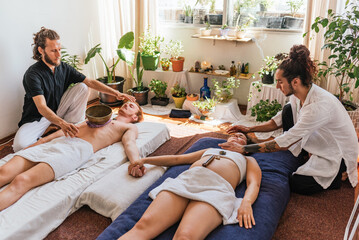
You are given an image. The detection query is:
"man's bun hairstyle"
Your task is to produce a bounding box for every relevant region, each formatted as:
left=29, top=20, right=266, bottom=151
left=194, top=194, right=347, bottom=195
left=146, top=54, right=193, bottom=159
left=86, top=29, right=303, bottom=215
left=32, top=27, right=60, bottom=61
left=278, top=45, right=317, bottom=87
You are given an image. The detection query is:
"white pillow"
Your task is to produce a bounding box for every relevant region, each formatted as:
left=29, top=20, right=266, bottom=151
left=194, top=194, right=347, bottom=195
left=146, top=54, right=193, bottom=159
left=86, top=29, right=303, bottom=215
left=77, top=162, right=166, bottom=220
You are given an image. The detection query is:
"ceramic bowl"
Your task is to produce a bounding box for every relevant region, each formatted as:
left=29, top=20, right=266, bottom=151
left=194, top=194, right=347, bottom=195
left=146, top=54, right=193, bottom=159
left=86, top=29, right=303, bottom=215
left=86, top=104, right=112, bottom=125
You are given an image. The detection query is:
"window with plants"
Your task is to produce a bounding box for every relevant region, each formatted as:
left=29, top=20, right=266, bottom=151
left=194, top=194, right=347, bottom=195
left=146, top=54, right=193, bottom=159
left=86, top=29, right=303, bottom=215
left=157, top=0, right=306, bottom=30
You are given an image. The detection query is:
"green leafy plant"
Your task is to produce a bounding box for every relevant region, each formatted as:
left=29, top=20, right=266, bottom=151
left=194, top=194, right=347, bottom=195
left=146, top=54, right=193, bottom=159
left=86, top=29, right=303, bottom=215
left=149, top=79, right=167, bottom=98
left=221, top=24, right=229, bottom=30
left=286, top=0, right=304, bottom=16
left=61, top=48, right=82, bottom=71
left=139, top=28, right=163, bottom=56
left=115, top=32, right=145, bottom=90
left=184, top=5, right=193, bottom=17
left=85, top=32, right=134, bottom=84
left=211, top=77, right=240, bottom=103
left=305, top=2, right=359, bottom=104
left=193, top=97, right=217, bottom=111
left=171, top=83, right=187, bottom=97
left=205, top=21, right=211, bottom=30
left=162, top=40, right=184, bottom=60
left=209, top=0, right=216, bottom=13
left=250, top=99, right=282, bottom=122
left=258, top=56, right=279, bottom=78
left=235, top=14, right=255, bottom=32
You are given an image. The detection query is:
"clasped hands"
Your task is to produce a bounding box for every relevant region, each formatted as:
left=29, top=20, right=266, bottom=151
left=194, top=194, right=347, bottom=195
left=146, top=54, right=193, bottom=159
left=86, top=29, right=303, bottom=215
left=128, top=159, right=147, bottom=178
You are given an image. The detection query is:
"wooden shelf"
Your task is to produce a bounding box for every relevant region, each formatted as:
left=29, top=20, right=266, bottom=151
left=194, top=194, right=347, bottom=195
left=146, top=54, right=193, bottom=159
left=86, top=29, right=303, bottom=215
left=191, top=34, right=252, bottom=46
left=189, top=70, right=253, bottom=80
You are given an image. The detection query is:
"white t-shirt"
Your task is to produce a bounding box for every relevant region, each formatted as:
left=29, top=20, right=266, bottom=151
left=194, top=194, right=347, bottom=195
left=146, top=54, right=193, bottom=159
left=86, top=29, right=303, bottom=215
left=272, top=84, right=358, bottom=189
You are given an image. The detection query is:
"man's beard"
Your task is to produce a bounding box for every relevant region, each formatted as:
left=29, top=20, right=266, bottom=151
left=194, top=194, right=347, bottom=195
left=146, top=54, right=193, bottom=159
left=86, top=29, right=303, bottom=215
left=44, top=52, right=60, bottom=67
left=285, top=83, right=295, bottom=97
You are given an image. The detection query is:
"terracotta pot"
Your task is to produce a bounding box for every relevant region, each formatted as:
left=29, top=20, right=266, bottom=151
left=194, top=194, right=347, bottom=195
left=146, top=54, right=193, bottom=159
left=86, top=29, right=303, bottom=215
left=186, top=93, right=199, bottom=101
left=171, top=57, right=185, bottom=72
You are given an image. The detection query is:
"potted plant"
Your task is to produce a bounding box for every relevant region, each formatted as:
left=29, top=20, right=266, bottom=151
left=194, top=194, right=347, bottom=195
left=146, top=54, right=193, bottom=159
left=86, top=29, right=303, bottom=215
left=257, top=53, right=289, bottom=84
left=200, top=21, right=212, bottom=36
left=163, top=40, right=185, bottom=72
left=61, top=48, right=82, bottom=71
left=149, top=79, right=169, bottom=106
left=282, top=0, right=304, bottom=29
left=306, top=2, right=359, bottom=125
left=235, top=14, right=254, bottom=39
left=220, top=24, right=229, bottom=37
left=160, top=58, right=171, bottom=71
left=184, top=4, right=193, bottom=23
left=116, top=32, right=149, bottom=105
left=139, top=28, right=163, bottom=70
left=171, top=83, right=187, bottom=108
left=211, top=77, right=240, bottom=103
left=250, top=99, right=282, bottom=122
left=85, top=37, right=126, bottom=106
left=187, top=93, right=199, bottom=101
left=192, top=97, right=218, bottom=120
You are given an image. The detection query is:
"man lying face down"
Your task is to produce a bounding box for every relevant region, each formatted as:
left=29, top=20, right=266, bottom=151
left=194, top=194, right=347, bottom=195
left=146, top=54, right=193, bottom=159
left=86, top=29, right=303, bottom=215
left=0, top=101, right=143, bottom=211
left=123, top=133, right=261, bottom=240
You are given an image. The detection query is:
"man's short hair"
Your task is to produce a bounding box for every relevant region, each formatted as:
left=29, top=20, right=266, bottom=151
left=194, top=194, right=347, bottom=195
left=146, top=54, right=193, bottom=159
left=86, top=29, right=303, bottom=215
left=32, top=27, right=60, bottom=61
left=133, top=101, right=144, bottom=123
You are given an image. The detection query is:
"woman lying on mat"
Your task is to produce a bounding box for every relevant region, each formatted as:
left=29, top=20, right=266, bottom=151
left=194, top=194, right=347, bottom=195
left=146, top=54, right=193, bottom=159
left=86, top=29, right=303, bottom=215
left=122, top=133, right=261, bottom=240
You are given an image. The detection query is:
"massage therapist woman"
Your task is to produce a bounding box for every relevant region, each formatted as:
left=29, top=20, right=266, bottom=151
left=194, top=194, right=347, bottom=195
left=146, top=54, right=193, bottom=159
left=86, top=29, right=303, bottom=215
left=221, top=44, right=358, bottom=195
left=13, top=27, right=135, bottom=152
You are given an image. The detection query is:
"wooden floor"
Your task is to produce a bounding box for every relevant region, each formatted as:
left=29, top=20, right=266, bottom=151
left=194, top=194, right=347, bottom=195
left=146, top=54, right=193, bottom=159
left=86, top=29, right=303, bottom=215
left=0, top=99, right=247, bottom=154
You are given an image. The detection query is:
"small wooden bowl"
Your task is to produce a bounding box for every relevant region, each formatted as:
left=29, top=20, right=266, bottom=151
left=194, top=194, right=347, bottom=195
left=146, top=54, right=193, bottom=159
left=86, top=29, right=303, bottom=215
left=86, top=104, right=112, bottom=125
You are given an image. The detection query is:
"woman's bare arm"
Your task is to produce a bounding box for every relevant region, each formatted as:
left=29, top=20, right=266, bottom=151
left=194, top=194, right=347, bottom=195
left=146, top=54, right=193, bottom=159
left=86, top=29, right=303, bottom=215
left=237, top=156, right=262, bottom=229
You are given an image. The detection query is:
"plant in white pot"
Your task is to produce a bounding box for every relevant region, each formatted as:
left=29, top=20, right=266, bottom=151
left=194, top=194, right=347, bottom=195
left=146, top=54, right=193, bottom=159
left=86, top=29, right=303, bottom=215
left=139, top=28, right=164, bottom=70
left=192, top=97, right=218, bottom=120
left=163, top=40, right=185, bottom=72
left=235, top=14, right=254, bottom=39
left=200, top=21, right=212, bottom=36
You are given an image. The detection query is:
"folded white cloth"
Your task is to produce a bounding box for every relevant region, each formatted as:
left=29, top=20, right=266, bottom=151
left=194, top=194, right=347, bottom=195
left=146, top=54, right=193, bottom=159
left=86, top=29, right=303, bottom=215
left=149, top=167, right=242, bottom=225
left=15, top=136, right=93, bottom=179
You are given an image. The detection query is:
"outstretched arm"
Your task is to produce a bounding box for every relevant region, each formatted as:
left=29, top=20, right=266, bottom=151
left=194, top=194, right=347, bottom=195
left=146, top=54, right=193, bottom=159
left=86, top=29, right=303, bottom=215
left=226, top=120, right=280, bottom=134
left=219, top=139, right=288, bottom=154
left=237, top=156, right=262, bottom=229
left=128, top=149, right=207, bottom=177
left=122, top=124, right=139, bottom=164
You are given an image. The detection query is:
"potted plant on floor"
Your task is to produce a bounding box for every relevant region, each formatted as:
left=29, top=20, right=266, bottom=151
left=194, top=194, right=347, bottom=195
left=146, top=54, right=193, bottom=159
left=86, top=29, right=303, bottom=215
left=163, top=40, right=185, bottom=72
left=149, top=79, right=169, bottom=106
left=171, top=83, right=187, bottom=108
left=116, top=32, right=149, bottom=105
left=85, top=38, right=127, bottom=106
left=192, top=97, right=218, bottom=120
left=139, top=28, right=163, bottom=70
left=306, top=2, right=359, bottom=127
left=212, top=77, right=240, bottom=103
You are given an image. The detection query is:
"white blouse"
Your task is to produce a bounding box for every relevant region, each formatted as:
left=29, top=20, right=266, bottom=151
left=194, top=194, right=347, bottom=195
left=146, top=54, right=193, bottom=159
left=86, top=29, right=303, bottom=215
left=272, top=84, right=358, bottom=189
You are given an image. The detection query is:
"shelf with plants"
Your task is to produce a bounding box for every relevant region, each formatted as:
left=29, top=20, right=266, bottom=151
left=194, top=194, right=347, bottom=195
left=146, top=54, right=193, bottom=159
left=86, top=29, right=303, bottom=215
left=188, top=70, right=253, bottom=80
left=191, top=34, right=252, bottom=44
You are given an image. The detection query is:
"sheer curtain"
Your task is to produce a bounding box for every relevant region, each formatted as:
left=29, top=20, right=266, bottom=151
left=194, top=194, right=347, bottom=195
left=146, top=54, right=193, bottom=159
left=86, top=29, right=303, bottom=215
left=95, top=0, right=136, bottom=91
left=303, top=0, right=337, bottom=90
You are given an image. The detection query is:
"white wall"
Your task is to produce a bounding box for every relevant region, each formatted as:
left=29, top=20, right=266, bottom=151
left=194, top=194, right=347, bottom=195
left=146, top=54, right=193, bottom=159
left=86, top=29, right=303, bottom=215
left=0, top=0, right=101, bottom=139
left=158, top=25, right=303, bottom=105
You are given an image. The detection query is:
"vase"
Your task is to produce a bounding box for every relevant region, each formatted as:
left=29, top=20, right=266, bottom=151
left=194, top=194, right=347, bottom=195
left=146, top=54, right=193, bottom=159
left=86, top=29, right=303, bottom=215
left=98, top=76, right=125, bottom=106
left=200, top=77, right=211, bottom=100
left=171, top=57, right=185, bottom=72
left=141, top=52, right=160, bottom=70
left=130, top=87, right=149, bottom=105
left=172, top=95, right=186, bottom=109
left=262, top=73, right=274, bottom=84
